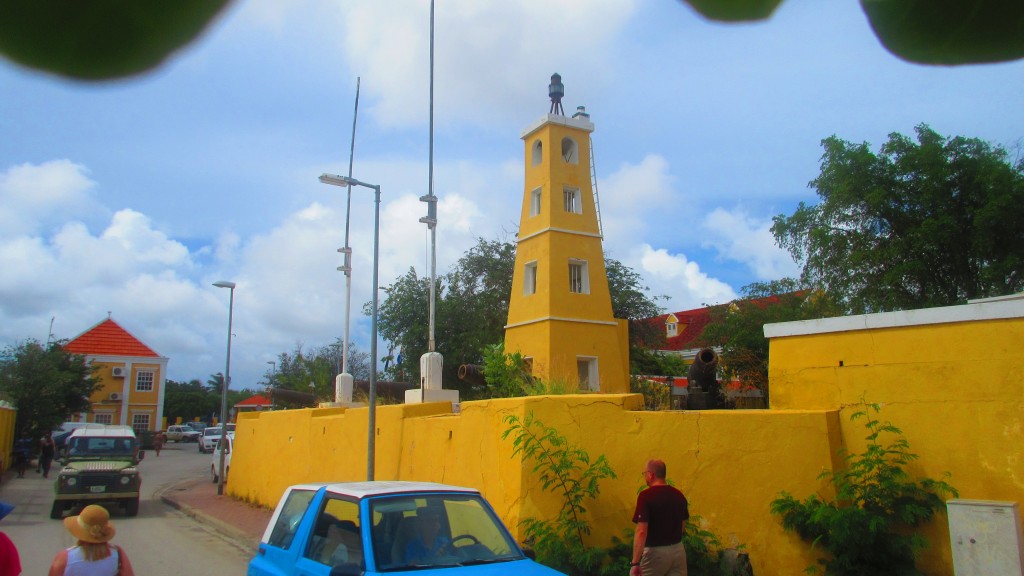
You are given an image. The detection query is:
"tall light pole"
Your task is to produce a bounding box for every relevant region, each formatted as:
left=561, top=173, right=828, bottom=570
left=213, top=280, right=235, bottom=496
left=319, top=173, right=380, bottom=481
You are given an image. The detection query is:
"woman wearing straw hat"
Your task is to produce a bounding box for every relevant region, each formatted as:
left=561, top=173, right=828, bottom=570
left=48, top=505, right=136, bottom=576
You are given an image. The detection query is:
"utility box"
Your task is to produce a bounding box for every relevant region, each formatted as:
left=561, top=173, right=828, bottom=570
left=948, top=499, right=1024, bottom=575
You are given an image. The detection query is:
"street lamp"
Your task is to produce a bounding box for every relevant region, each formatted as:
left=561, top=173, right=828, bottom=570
left=319, top=172, right=381, bottom=481
left=213, top=280, right=235, bottom=496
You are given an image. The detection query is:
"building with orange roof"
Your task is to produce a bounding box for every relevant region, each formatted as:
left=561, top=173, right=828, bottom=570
left=64, top=316, right=168, bottom=432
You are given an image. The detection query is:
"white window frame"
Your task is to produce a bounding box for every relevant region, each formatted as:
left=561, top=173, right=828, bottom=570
left=131, top=413, right=150, bottom=433
left=561, top=137, right=578, bottom=164
left=530, top=187, right=542, bottom=217
left=135, top=370, right=154, bottom=392
left=524, top=261, right=538, bottom=295
left=568, top=259, right=589, bottom=294
left=577, top=357, right=599, bottom=391
left=532, top=139, right=543, bottom=166
left=563, top=187, right=582, bottom=214
left=94, top=413, right=114, bottom=425
left=667, top=322, right=678, bottom=337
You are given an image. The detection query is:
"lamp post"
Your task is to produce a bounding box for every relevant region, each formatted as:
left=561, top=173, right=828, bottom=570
left=319, top=172, right=380, bottom=481
left=213, top=280, right=235, bottom=496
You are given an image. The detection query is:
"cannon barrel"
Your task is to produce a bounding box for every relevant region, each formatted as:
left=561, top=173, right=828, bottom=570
left=458, top=364, right=486, bottom=388
left=271, top=387, right=318, bottom=407
left=687, top=348, right=724, bottom=409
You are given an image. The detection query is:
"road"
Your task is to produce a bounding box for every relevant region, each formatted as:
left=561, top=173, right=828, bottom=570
left=0, top=441, right=253, bottom=574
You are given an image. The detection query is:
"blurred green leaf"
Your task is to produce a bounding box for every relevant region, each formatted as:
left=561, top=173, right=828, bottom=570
left=0, top=0, right=231, bottom=81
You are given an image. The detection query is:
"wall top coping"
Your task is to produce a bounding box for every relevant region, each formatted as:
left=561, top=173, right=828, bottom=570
left=763, top=295, right=1024, bottom=339
left=520, top=114, right=595, bottom=139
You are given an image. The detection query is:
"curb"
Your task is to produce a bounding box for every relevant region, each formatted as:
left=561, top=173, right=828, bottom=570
left=156, top=478, right=262, bottom=553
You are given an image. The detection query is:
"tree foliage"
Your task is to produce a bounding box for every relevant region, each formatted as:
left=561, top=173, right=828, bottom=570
left=698, top=279, right=842, bottom=398
left=502, top=412, right=616, bottom=576
left=771, top=400, right=957, bottom=575
left=773, top=125, right=1024, bottom=314
left=371, top=237, right=663, bottom=398
left=2, top=1, right=1019, bottom=83
left=270, top=342, right=370, bottom=403
left=0, top=340, right=99, bottom=436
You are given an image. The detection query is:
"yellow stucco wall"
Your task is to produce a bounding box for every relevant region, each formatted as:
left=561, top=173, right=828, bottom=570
left=229, top=395, right=841, bottom=575
left=88, top=361, right=164, bottom=429
left=767, top=301, right=1024, bottom=575
left=0, top=406, right=15, bottom=473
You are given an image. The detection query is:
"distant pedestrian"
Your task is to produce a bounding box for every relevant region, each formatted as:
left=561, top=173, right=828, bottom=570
left=13, top=434, right=32, bottom=478
left=0, top=501, right=22, bottom=575
left=48, top=504, right=135, bottom=576
left=630, top=459, right=689, bottom=576
left=39, top=432, right=56, bottom=478
left=154, top=431, right=165, bottom=457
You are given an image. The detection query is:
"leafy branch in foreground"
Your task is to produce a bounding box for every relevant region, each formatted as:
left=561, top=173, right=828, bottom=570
left=502, top=412, right=616, bottom=576
left=771, top=399, right=957, bottom=575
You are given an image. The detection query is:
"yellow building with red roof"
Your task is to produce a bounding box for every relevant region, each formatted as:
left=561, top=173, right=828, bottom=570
left=64, top=316, right=168, bottom=432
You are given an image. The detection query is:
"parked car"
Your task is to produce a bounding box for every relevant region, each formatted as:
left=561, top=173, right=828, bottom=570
left=211, top=435, right=232, bottom=483
left=198, top=423, right=235, bottom=453
left=185, top=421, right=209, bottom=432
left=247, top=481, right=566, bottom=576
left=165, top=424, right=200, bottom=443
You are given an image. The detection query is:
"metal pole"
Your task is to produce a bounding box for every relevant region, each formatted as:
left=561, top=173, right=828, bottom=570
left=217, top=286, right=234, bottom=496
left=368, top=184, right=381, bottom=481
left=427, top=0, right=436, bottom=352
left=342, top=77, right=360, bottom=376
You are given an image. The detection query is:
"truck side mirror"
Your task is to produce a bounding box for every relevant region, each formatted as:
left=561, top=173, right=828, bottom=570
left=137, top=450, right=145, bottom=461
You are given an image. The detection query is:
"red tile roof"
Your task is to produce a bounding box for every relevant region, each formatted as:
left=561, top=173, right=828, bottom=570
left=235, top=394, right=271, bottom=407
left=65, top=318, right=160, bottom=358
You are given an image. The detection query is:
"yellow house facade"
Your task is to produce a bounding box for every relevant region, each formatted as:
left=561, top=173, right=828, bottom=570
left=65, top=317, right=168, bottom=432
left=504, top=93, right=629, bottom=392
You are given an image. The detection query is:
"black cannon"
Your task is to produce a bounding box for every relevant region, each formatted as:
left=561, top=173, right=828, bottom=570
left=687, top=348, right=725, bottom=409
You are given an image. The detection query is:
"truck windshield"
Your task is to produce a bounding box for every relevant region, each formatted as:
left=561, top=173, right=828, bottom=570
left=67, top=437, right=136, bottom=457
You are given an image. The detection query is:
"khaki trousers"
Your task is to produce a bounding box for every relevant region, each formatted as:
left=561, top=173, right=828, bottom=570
left=640, top=541, right=687, bottom=576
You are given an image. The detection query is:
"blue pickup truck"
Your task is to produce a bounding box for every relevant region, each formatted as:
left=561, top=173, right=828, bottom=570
left=247, top=481, right=565, bottom=576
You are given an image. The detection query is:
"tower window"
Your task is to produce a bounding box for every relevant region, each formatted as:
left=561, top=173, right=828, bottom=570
left=530, top=187, right=542, bottom=216
left=667, top=322, right=677, bottom=337
left=568, top=259, right=589, bottom=294
left=563, top=187, right=581, bottom=214
left=561, top=137, right=578, bottom=164
left=577, top=357, right=598, bottom=391
left=532, top=139, right=543, bottom=166
left=524, top=261, right=538, bottom=295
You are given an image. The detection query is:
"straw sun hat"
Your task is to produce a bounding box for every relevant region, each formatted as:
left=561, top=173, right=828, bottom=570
left=63, top=505, right=116, bottom=543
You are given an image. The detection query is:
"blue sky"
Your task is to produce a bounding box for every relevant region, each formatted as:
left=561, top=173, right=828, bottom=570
left=2, top=0, right=1022, bottom=389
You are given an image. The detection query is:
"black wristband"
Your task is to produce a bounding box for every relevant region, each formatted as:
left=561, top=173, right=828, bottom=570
left=630, top=562, right=640, bottom=566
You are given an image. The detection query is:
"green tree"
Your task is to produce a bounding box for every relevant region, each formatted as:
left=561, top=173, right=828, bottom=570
left=272, top=342, right=370, bottom=403
left=698, top=279, right=842, bottom=400
left=163, top=378, right=218, bottom=423
left=773, top=125, right=1024, bottom=314
left=0, top=340, right=99, bottom=436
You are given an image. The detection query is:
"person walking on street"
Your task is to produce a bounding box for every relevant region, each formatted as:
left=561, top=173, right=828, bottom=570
left=39, top=432, right=56, bottom=478
left=153, top=431, right=165, bottom=457
left=13, top=433, right=32, bottom=478
left=0, top=501, right=22, bottom=576
left=630, top=459, right=689, bottom=576
left=48, top=504, right=136, bottom=576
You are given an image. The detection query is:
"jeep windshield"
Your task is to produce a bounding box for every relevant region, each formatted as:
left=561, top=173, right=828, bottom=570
left=66, top=437, right=137, bottom=459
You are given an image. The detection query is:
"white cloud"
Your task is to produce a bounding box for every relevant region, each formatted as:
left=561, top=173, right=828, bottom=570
left=635, top=244, right=737, bottom=311
left=700, top=207, right=800, bottom=281
left=0, top=160, right=99, bottom=238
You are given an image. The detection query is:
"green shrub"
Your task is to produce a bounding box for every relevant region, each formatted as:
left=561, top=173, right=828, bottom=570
left=502, top=412, right=616, bottom=576
left=770, top=399, right=957, bottom=575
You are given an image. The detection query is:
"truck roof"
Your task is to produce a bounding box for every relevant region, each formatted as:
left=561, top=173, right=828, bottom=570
left=290, top=481, right=479, bottom=500
left=69, top=425, right=137, bottom=438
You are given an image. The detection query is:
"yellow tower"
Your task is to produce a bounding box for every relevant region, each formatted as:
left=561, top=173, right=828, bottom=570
left=504, top=75, right=629, bottom=392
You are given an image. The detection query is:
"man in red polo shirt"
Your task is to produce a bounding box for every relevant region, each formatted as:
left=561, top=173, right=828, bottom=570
left=631, top=459, right=689, bottom=575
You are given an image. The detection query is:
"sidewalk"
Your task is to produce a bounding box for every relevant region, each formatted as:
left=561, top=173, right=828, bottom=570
left=157, top=476, right=273, bottom=551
